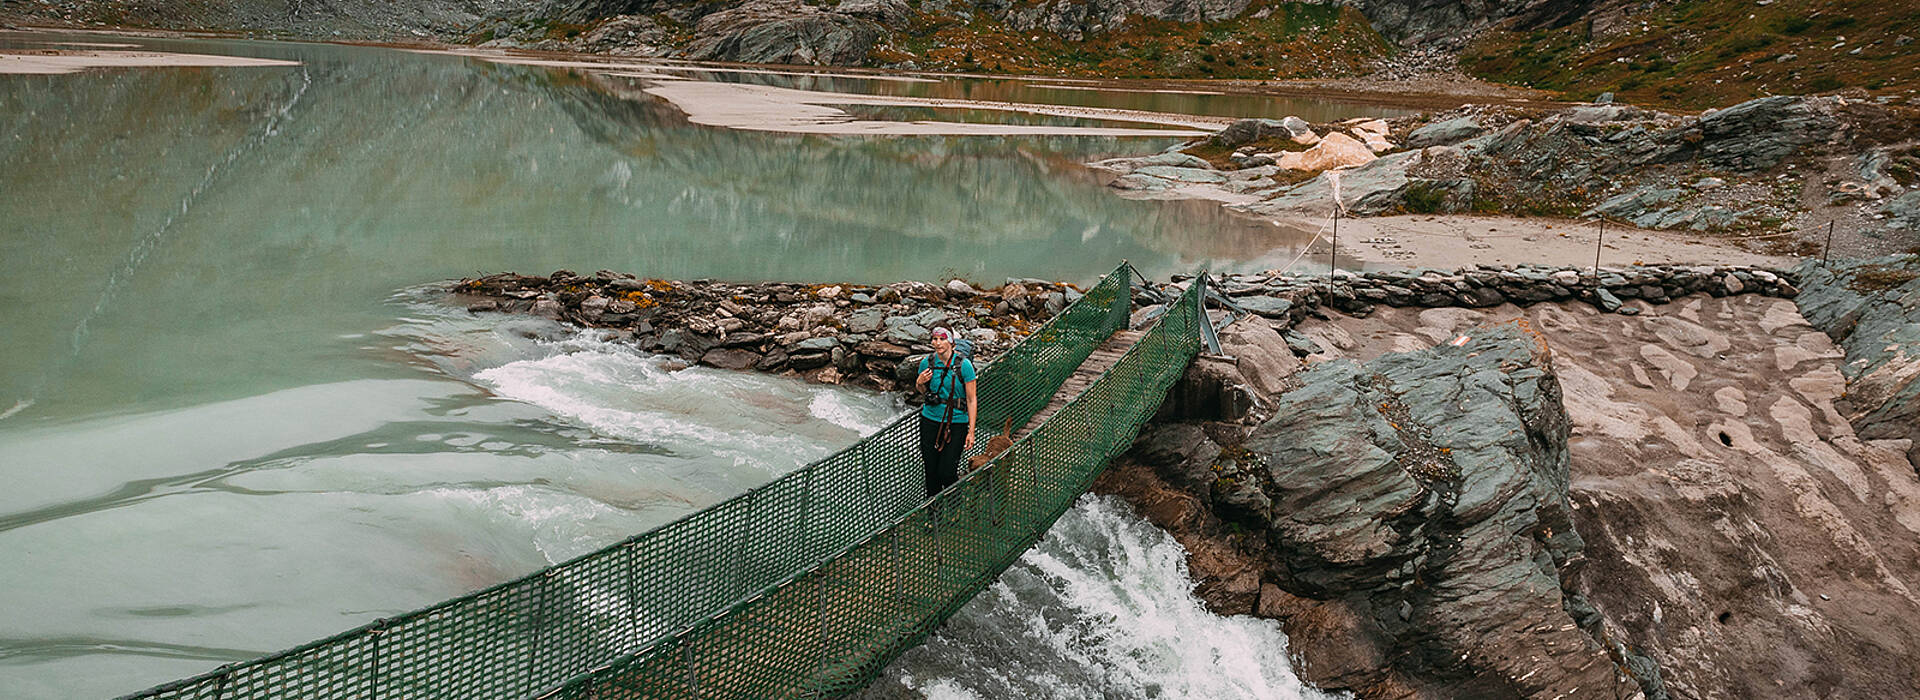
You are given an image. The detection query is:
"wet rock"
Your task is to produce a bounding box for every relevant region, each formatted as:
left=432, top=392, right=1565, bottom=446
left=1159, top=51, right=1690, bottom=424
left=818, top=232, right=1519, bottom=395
left=1132, top=165, right=1230, bottom=184
left=531, top=297, right=563, bottom=320
left=789, top=350, right=832, bottom=370
left=1134, top=422, right=1222, bottom=489
left=1109, top=173, right=1175, bottom=191
left=700, top=348, right=762, bottom=370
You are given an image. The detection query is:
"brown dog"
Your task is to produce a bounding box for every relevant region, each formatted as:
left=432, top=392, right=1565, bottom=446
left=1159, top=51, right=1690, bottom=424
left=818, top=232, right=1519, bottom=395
left=968, top=417, right=1016, bottom=471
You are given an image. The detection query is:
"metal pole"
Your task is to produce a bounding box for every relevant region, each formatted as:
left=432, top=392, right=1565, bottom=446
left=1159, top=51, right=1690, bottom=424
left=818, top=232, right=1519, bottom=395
left=1594, top=219, right=1604, bottom=274
left=1330, top=207, right=1340, bottom=278
left=1823, top=221, right=1835, bottom=266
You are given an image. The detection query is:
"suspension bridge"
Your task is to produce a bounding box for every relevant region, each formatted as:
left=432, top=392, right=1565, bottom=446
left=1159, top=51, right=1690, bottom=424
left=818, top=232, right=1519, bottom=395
left=122, top=261, right=1206, bottom=700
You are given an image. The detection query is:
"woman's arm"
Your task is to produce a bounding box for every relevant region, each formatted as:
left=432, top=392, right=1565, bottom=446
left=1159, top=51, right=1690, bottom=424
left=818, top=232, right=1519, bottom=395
left=964, top=379, right=977, bottom=449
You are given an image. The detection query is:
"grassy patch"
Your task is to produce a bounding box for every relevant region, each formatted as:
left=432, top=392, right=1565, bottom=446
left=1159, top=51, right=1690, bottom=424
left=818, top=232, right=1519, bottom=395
left=1848, top=260, right=1920, bottom=292
left=1401, top=182, right=1449, bottom=214
left=1459, top=0, right=1920, bottom=109
left=894, top=2, right=1390, bottom=79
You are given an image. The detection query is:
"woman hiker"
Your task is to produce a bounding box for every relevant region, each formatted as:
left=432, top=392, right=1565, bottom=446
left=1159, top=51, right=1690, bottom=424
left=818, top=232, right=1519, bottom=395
left=915, top=326, right=976, bottom=499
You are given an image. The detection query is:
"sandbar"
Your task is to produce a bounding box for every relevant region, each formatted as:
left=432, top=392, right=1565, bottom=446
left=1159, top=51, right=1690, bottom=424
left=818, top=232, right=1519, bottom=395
left=0, top=49, right=300, bottom=74
left=641, top=80, right=1226, bottom=136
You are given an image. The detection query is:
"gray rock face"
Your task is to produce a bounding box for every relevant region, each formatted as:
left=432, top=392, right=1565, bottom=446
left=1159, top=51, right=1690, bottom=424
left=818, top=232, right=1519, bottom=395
left=1405, top=116, right=1484, bottom=149
left=1210, top=118, right=1291, bottom=150
left=1794, top=256, right=1920, bottom=460
left=1245, top=325, right=1638, bottom=696
left=995, top=0, right=1252, bottom=41
left=1883, top=190, right=1920, bottom=232
left=1341, top=0, right=1585, bottom=47
left=834, top=0, right=911, bottom=26
left=1691, top=96, right=1840, bottom=172
left=1137, top=151, right=1214, bottom=169
left=682, top=0, right=884, bottom=66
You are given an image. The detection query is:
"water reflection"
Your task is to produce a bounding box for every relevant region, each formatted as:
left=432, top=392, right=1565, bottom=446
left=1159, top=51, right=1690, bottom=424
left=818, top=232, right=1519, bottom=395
left=0, top=38, right=1332, bottom=421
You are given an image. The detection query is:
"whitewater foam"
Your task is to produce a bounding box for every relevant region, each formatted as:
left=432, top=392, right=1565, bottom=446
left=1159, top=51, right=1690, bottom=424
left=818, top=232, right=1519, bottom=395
left=869, top=495, right=1343, bottom=699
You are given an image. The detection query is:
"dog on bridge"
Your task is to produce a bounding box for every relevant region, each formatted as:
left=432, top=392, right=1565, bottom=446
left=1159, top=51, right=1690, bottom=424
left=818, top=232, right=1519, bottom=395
left=967, top=417, right=1015, bottom=471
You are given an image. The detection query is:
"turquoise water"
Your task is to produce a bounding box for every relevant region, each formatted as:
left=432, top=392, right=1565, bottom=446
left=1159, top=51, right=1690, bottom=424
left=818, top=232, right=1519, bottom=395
left=0, top=32, right=1398, bottom=698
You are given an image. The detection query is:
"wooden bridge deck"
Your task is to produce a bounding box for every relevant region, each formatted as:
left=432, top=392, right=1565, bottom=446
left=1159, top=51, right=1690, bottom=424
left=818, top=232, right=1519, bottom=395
left=1013, top=329, right=1144, bottom=441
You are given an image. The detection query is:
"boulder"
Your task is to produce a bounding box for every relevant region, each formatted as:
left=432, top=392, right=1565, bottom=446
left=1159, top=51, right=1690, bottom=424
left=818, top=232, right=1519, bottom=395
left=1280, top=115, right=1319, bottom=145
left=1273, top=132, right=1377, bottom=172
left=1210, top=118, right=1289, bottom=149
left=699, top=348, right=762, bottom=371
left=1216, top=316, right=1301, bottom=398
left=1244, top=323, right=1635, bottom=697
left=1405, top=117, right=1485, bottom=149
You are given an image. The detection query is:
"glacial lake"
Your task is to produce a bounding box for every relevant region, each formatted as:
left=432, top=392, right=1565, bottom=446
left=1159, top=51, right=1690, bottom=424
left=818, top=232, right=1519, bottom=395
left=0, top=31, right=1398, bottom=699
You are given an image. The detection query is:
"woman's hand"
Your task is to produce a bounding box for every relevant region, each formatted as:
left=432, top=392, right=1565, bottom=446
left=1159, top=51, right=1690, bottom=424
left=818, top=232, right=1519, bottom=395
left=965, top=426, right=975, bottom=449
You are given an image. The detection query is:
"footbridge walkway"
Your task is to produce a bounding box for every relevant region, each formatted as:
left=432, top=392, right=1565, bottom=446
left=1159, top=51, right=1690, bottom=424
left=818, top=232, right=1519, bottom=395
left=124, top=262, right=1206, bottom=700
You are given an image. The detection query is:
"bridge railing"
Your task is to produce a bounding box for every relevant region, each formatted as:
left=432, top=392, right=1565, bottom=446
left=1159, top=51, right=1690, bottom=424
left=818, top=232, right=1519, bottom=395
left=539, top=270, right=1204, bottom=699
left=120, top=263, right=1137, bottom=700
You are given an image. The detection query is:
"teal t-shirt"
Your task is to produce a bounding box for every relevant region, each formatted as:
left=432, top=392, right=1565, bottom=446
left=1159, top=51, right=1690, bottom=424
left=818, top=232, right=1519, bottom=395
left=918, top=354, right=976, bottom=423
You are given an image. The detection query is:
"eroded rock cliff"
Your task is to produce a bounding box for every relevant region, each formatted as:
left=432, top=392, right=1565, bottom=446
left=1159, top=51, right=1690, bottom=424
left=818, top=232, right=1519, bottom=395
left=1102, top=284, right=1920, bottom=698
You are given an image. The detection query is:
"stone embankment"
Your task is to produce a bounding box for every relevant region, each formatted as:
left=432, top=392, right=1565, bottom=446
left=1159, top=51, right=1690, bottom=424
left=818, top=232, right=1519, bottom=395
left=1162, top=262, right=1798, bottom=326
left=452, top=269, right=1084, bottom=392
left=449, top=262, right=1798, bottom=399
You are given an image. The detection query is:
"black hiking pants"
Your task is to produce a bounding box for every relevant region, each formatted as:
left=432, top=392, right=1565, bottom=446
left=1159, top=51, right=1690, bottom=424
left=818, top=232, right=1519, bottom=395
left=918, top=415, right=966, bottom=498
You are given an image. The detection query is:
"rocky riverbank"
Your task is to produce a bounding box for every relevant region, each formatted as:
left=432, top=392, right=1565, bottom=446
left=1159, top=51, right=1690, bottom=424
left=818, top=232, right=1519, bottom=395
left=443, top=260, right=1920, bottom=699
left=1100, top=274, right=1920, bottom=698
left=451, top=269, right=1085, bottom=392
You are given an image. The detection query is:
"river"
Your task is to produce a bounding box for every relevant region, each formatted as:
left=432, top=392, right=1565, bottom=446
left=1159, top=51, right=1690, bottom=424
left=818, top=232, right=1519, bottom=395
left=0, top=31, right=1388, bottom=699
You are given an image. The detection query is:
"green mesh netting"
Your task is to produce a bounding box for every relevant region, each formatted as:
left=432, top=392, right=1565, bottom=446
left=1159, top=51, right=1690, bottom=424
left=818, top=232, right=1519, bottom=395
left=122, top=262, right=1194, bottom=700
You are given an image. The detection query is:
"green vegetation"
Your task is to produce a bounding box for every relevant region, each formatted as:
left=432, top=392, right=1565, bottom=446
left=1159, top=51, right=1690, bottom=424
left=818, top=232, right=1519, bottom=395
left=1459, top=0, right=1920, bottom=108
left=1401, top=182, right=1450, bottom=214
left=872, top=1, right=1391, bottom=79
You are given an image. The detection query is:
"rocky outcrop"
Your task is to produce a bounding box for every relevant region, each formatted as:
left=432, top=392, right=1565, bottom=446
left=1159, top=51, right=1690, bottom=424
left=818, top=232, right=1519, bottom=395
left=1246, top=323, right=1640, bottom=697
left=1111, top=290, right=1920, bottom=699
left=682, top=0, right=886, bottom=66
left=991, top=0, right=1254, bottom=42
left=1338, top=0, right=1596, bottom=47
left=1793, top=255, right=1920, bottom=463
left=1273, top=296, right=1920, bottom=699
